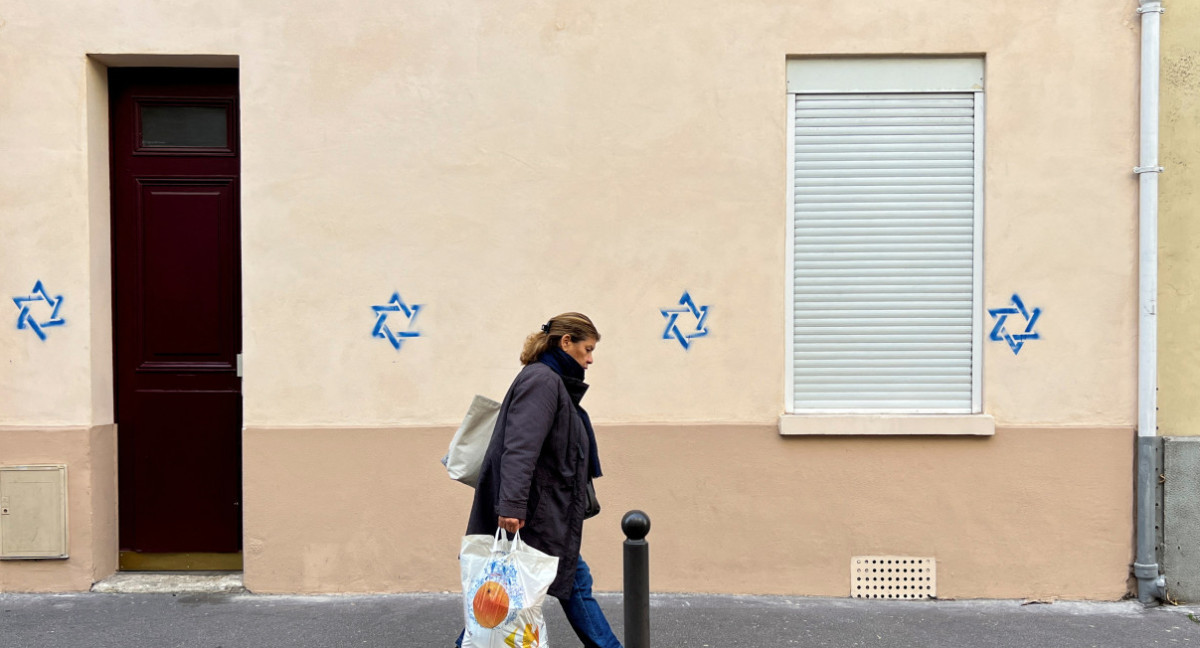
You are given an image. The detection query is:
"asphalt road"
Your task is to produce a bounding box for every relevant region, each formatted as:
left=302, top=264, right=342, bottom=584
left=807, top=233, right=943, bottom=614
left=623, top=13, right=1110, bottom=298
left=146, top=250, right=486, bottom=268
left=4, top=592, right=1200, bottom=648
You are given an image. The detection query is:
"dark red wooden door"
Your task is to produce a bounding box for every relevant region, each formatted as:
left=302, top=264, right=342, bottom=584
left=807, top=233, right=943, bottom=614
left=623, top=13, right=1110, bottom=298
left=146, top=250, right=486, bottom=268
left=110, top=68, right=242, bottom=555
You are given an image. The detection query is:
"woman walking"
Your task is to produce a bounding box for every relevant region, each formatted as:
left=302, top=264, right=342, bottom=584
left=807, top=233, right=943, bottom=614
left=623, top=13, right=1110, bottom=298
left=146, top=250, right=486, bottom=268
left=457, top=312, right=622, bottom=648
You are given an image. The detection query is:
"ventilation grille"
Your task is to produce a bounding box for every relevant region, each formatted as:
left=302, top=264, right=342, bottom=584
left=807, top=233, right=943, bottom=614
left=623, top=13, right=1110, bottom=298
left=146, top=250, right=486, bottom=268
left=851, top=556, right=936, bottom=599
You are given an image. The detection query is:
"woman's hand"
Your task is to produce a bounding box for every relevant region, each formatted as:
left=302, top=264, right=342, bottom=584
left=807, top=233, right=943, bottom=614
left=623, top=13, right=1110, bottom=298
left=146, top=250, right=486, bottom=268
left=498, top=516, right=525, bottom=534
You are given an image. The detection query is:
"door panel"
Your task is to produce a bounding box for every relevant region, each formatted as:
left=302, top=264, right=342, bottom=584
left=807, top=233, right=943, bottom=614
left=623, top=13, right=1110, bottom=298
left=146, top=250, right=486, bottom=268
left=129, top=390, right=242, bottom=552
left=110, top=68, right=242, bottom=559
left=137, top=180, right=237, bottom=366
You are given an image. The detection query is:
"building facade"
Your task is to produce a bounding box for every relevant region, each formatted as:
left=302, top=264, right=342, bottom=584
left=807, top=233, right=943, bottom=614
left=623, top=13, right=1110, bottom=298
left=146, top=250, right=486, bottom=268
left=1, top=0, right=1140, bottom=598
left=1157, top=0, right=1200, bottom=603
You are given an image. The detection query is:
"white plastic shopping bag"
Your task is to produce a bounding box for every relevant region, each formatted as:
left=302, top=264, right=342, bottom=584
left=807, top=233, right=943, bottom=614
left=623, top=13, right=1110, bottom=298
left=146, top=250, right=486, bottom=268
left=442, top=395, right=501, bottom=487
left=460, top=529, right=559, bottom=648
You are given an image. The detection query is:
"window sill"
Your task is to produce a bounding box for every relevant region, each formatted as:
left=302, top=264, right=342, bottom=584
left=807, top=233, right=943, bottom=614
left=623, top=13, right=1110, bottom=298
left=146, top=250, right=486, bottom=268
left=778, top=414, right=995, bottom=437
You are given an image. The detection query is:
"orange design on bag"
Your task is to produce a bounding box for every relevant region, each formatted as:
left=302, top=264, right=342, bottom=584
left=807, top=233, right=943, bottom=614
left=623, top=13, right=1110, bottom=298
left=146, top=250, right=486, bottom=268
left=504, top=624, right=541, bottom=648
left=471, top=581, right=510, bottom=629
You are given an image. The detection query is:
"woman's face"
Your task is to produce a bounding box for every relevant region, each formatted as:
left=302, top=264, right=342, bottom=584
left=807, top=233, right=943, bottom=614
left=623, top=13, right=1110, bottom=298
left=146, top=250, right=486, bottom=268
left=560, top=335, right=597, bottom=370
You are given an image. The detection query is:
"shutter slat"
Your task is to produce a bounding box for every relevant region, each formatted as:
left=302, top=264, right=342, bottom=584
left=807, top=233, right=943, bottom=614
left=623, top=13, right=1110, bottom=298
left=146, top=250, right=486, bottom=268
left=796, top=115, right=974, bottom=124
left=798, top=360, right=970, bottom=368
left=796, top=350, right=970, bottom=358
left=797, top=201, right=973, bottom=209
left=798, top=396, right=972, bottom=404
left=795, top=245, right=971, bottom=253
left=793, top=316, right=972, bottom=324
left=796, top=276, right=971, bottom=284
left=797, top=127, right=975, bottom=137
left=796, top=184, right=974, bottom=192
left=793, top=340, right=972, bottom=347
left=796, top=162, right=974, bottom=171
left=796, top=263, right=973, bottom=270
left=797, top=402, right=972, bottom=409
left=798, top=173, right=973, bottom=182
left=797, top=283, right=971, bottom=292
left=796, top=136, right=972, bottom=146
left=795, top=212, right=972, bottom=221
left=797, top=232, right=972, bottom=241
left=795, top=295, right=972, bottom=304
left=796, top=309, right=971, bottom=317
left=795, top=152, right=975, bottom=162
left=795, top=108, right=974, bottom=118
left=797, top=256, right=971, bottom=264
left=794, top=143, right=974, bottom=153
left=795, top=381, right=970, bottom=390
left=797, top=195, right=973, bottom=203
left=795, top=233, right=972, bottom=243
left=798, top=388, right=970, bottom=396
left=796, top=223, right=974, bottom=230
left=796, top=172, right=973, bottom=182
left=792, top=91, right=976, bottom=411
left=795, top=331, right=972, bottom=338
left=797, top=95, right=973, bottom=107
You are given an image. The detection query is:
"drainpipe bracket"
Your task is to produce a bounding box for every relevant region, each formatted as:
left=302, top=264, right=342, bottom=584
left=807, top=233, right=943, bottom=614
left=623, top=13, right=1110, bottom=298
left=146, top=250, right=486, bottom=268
left=1134, top=166, right=1165, bottom=174
left=1137, top=5, right=1165, bottom=14
left=1134, top=562, right=1161, bottom=579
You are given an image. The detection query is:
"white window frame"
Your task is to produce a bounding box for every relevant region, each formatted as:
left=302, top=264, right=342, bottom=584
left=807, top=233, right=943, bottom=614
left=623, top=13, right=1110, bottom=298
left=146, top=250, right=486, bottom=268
left=784, top=57, right=986, bottom=417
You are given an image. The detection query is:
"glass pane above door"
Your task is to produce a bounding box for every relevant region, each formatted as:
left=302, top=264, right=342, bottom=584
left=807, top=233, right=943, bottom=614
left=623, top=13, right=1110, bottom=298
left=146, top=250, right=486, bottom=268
left=140, top=104, right=228, bottom=148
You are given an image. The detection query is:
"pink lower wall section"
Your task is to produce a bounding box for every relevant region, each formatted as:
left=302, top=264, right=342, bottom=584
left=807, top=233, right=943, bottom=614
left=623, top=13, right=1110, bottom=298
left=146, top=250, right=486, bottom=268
left=243, top=425, right=1134, bottom=600
left=0, top=425, right=118, bottom=592
left=0, top=423, right=1131, bottom=598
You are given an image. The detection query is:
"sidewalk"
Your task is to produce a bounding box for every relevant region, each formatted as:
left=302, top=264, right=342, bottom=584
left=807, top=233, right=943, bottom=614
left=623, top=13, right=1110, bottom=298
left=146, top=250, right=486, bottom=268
left=3, top=590, right=1199, bottom=648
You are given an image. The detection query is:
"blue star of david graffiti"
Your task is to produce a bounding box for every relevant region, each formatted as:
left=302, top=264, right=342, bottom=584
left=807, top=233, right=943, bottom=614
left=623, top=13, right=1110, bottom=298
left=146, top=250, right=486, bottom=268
left=371, top=292, right=422, bottom=350
left=988, top=294, right=1041, bottom=355
left=660, top=291, right=710, bottom=350
left=13, top=280, right=65, bottom=341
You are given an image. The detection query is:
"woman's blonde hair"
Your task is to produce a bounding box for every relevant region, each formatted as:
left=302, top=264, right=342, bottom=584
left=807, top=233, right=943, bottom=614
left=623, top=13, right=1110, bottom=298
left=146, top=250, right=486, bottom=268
left=519, top=312, right=601, bottom=365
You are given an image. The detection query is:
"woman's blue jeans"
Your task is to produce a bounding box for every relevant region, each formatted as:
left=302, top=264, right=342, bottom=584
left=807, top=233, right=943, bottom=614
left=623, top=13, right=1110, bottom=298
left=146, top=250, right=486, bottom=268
left=456, top=556, right=623, bottom=648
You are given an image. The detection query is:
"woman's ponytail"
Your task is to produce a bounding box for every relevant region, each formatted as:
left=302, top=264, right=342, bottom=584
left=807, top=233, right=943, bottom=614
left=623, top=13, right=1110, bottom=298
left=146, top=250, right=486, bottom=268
left=519, top=331, right=553, bottom=365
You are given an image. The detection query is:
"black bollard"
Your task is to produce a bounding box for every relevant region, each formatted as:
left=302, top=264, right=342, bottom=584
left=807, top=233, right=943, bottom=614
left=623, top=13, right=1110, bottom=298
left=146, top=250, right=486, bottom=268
left=622, top=510, right=651, bottom=648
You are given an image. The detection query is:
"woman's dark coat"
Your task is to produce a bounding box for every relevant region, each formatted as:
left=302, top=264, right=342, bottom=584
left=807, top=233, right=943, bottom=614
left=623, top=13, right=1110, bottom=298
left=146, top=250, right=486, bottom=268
left=465, top=362, right=591, bottom=601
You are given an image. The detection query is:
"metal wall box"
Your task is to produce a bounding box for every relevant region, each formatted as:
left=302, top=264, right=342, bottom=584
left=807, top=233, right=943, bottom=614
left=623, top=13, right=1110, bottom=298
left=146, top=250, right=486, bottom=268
left=0, top=465, right=68, bottom=560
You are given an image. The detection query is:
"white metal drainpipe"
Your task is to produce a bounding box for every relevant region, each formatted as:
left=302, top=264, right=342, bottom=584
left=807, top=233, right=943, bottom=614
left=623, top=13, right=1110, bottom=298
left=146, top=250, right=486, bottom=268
left=1136, top=0, right=1167, bottom=605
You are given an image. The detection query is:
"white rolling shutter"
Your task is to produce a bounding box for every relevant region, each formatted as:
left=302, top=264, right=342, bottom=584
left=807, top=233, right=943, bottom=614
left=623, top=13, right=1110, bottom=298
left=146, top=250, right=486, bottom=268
left=790, top=91, right=979, bottom=412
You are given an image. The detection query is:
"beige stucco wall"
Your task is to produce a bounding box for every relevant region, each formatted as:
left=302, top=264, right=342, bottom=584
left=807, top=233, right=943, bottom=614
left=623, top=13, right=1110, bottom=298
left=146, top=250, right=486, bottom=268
left=239, top=0, right=1139, bottom=426
left=245, top=425, right=1133, bottom=599
left=0, top=0, right=1141, bottom=596
left=0, top=0, right=1139, bottom=428
left=0, top=426, right=117, bottom=592
left=1159, top=2, right=1200, bottom=436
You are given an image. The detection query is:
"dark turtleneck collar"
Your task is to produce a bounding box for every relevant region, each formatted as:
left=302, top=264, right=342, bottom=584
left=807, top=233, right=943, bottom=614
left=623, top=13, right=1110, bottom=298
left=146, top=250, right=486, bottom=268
left=539, top=347, right=585, bottom=383
left=538, top=346, right=601, bottom=478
